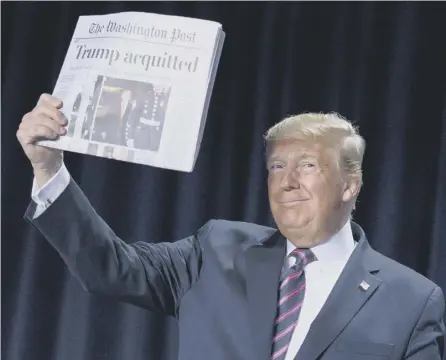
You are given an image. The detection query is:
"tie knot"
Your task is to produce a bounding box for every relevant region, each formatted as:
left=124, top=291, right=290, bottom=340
left=289, top=248, right=317, bottom=270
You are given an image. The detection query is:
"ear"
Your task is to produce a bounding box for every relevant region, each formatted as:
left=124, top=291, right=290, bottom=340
left=342, top=178, right=361, bottom=203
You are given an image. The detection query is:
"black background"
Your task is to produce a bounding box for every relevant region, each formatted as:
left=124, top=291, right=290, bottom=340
left=2, top=2, right=446, bottom=359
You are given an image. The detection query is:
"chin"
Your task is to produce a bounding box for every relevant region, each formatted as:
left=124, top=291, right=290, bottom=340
left=275, top=214, right=313, bottom=233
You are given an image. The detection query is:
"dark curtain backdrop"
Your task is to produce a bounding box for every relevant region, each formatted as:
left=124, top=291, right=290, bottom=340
left=2, top=1, right=446, bottom=360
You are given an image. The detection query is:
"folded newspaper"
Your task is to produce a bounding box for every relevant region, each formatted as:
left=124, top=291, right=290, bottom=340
left=38, top=11, right=225, bottom=172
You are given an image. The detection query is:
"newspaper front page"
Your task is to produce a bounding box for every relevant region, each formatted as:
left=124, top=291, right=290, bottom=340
left=38, top=12, right=225, bottom=172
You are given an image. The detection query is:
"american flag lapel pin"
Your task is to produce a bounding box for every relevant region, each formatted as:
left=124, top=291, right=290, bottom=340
left=359, top=280, right=370, bottom=292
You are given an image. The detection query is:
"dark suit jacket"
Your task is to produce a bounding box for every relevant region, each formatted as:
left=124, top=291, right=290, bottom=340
left=25, top=180, right=445, bottom=360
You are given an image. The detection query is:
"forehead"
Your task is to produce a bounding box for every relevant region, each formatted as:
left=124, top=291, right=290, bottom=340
left=268, top=139, right=330, bottom=159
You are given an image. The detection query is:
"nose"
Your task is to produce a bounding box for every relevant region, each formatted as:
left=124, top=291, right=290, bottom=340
left=280, top=166, right=300, bottom=191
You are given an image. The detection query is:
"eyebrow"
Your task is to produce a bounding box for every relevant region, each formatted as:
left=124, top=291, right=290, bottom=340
left=267, top=155, right=282, bottom=162
left=298, top=153, right=317, bottom=160
left=268, top=153, right=317, bottom=162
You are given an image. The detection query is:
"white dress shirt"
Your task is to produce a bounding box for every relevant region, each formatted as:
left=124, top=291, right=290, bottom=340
left=31, top=164, right=356, bottom=358
left=284, top=221, right=356, bottom=359
left=31, top=163, right=71, bottom=218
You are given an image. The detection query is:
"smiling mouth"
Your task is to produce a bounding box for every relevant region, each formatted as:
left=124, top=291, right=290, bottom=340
left=279, top=199, right=308, bottom=205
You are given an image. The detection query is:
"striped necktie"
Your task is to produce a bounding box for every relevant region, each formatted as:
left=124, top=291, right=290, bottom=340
left=270, top=248, right=317, bottom=360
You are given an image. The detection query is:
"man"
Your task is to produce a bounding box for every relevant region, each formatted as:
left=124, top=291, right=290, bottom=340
left=90, top=88, right=124, bottom=146
left=17, top=94, right=445, bottom=360
left=124, top=82, right=164, bottom=152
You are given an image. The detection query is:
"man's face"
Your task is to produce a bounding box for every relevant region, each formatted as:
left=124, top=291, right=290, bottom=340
left=267, top=139, right=357, bottom=247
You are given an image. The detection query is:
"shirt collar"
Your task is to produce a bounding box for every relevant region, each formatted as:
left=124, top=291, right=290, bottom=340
left=286, top=220, right=356, bottom=264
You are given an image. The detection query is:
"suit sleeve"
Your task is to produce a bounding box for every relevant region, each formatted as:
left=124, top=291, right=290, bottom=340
left=24, top=179, right=213, bottom=316
left=404, top=286, right=445, bottom=359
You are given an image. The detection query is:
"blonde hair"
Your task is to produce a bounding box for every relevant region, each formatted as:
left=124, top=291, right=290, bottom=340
left=264, top=112, right=366, bottom=186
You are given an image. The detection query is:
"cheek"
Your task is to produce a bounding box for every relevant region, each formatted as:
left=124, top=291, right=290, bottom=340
left=267, top=181, right=273, bottom=199
left=267, top=176, right=280, bottom=194
left=303, top=181, right=332, bottom=208
left=314, top=183, right=343, bottom=209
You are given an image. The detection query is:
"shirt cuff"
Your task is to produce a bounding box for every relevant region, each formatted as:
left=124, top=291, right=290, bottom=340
left=31, top=163, right=71, bottom=212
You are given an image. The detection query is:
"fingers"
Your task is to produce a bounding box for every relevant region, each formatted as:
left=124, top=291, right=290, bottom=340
left=34, top=94, right=67, bottom=126
left=21, top=109, right=62, bottom=130
left=33, top=103, right=68, bottom=126
left=17, top=121, right=61, bottom=146
left=30, top=124, right=61, bottom=141
left=37, top=93, right=63, bottom=109
left=17, top=93, right=68, bottom=145
left=35, top=113, right=67, bottom=135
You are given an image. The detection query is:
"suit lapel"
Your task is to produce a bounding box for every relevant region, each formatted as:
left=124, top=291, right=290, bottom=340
left=295, top=223, right=382, bottom=360
left=245, top=231, right=286, bottom=360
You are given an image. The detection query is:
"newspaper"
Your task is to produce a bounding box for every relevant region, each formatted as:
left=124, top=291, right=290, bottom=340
left=38, top=11, right=225, bottom=172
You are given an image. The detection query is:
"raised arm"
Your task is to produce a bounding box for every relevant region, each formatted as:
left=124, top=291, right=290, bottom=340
left=26, top=177, right=210, bottom=314
left=17, top=93, right=210, bottom=315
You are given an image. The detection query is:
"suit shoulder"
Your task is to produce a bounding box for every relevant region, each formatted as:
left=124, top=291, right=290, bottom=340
left=373, top=250, right=440, bottom=296
left=199, top=219, right=277, bottom=245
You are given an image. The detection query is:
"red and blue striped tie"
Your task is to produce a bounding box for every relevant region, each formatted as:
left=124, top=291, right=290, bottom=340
left=270, top=248, right=317, bottom=360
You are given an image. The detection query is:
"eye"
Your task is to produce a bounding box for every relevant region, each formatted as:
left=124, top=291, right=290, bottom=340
left=298, top=162, right=318, bottom=173
left=301, top=162, right=315, bottom=168
left=269, top=163, right=284, bottom=171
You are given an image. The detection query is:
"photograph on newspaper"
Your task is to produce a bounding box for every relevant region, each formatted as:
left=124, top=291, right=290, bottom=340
left=62, top=71, right=172, bottom=163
